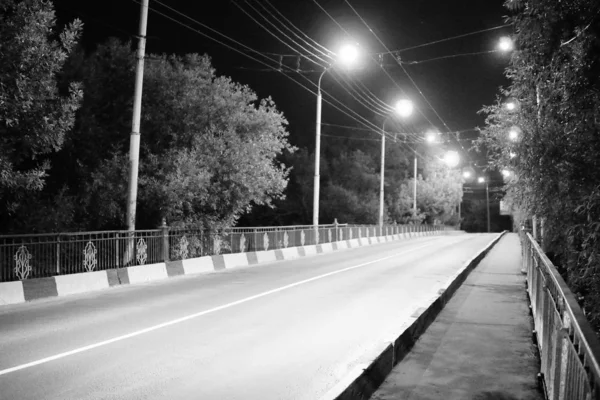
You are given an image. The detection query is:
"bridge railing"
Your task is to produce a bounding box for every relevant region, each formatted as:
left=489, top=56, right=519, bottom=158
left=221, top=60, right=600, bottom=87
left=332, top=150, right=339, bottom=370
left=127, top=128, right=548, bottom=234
left=1, top=223, right=444, bottom=282
left=522, top=232, right=600, bottom=399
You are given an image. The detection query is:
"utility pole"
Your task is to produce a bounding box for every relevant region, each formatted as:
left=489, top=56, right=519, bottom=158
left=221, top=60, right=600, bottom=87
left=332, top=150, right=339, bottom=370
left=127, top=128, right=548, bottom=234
left=486, top=182, right=491, bottom=233
left=413, top=153, right=417, bottom=212
left=126, top=0, right=149, bottom=231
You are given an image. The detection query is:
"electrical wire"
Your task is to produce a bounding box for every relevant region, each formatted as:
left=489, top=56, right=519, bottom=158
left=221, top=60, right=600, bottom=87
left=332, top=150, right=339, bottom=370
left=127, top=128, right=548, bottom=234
left=253, top=0, right=333, bottom=58
left=384, top=24, right=512, bottom=54
left=147, top=0, right=400, bottom=140
left=342, top=0, right=474, bottom=164
left=235, top=0, right=406, bottom=124
left=232, top=0, right=330, bottom=65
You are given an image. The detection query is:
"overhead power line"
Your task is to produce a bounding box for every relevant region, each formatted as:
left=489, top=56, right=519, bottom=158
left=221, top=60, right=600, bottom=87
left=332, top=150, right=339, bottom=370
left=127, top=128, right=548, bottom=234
left=342, top=0, right=474, bottom=164
left=135, top=0, right=405, bottom=143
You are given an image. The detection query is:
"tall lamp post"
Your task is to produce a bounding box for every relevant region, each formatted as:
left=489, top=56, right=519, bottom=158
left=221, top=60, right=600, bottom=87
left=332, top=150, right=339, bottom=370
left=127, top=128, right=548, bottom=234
left=313, top=44, right=359, bottom=229
left=410, top=130, right=439, bottom=213
left=478, top=176, right=491, bottom=233
left=379, top=99, right=413, bottom=228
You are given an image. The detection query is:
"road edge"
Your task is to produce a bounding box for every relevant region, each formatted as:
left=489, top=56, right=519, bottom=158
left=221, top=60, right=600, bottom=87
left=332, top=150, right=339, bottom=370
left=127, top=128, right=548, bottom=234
left=321, top=231, right=507, bottom=400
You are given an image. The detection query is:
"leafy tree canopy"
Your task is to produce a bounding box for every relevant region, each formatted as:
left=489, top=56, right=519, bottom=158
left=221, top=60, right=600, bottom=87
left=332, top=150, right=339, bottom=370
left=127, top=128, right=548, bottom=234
left=0, top=0, right=82, bottom=213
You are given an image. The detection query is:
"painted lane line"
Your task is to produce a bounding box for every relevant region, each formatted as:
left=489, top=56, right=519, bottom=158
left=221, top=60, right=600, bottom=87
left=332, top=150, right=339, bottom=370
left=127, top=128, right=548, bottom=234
left=0, top=242, right=437, bottom=377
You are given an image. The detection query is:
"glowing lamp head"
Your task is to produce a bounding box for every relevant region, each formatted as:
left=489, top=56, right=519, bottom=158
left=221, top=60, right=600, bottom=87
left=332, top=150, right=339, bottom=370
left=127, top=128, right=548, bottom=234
left=444, top=151, right=460, bottom=168
left=395, top=99, right=413, bottom=118
left=498, top=36, right=514, bottom=52
left=502, top=169, right=511, bottom=178
left=478, top=177, right=486, bottom=184
left=508, top=127, right=520, bottom=141
left=337, top=44, right=359, bottom=67
left=505, top=101, right=516, bottom=111
left=463, top=170, right=472, bottom=179
left=510, top=152, right=516, bottom=159
left=425, top=131, right=437, bottom=144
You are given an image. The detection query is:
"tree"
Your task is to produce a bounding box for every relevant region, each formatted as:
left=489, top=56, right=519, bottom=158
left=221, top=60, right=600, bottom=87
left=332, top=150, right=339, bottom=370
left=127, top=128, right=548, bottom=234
left=83, top=51, right=294, bottom=229
left=476, top=0, right=600, bottom=329
left=0, top=0, right=83, bottom=214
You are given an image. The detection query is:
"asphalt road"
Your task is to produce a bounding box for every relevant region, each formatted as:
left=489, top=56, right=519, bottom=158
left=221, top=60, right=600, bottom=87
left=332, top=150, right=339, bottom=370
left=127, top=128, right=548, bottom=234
left=0, top=233, right=497, bottom=400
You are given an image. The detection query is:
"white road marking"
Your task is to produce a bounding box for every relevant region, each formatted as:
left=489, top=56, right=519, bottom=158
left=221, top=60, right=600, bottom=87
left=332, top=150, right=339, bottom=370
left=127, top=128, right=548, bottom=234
left=0, top=241, right=441, bottom=376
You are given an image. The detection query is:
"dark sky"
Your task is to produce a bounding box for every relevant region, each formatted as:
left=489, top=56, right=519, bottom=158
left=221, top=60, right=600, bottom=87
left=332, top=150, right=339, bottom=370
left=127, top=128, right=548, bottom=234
left=53, top=0, right=511, bottom=172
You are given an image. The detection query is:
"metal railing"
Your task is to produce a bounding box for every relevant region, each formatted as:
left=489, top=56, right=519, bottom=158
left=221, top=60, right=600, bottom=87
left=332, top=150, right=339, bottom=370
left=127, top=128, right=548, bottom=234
left=522, top=232, right=600, bottom=400
left=1, top=222, right=444, bottom=282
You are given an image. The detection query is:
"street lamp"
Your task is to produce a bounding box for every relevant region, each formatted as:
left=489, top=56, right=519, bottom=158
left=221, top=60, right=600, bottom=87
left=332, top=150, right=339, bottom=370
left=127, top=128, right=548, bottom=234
left=508, top=126, right=520, bottom=141
left=379, top=100, right=413, bottom=228
left=443, top=150, right=460, bottom=168
left=478, top=176, right=491, bottom=233
left=313, top=44, right=360, bottom=229
left=498, top=36, right=514, bottom=52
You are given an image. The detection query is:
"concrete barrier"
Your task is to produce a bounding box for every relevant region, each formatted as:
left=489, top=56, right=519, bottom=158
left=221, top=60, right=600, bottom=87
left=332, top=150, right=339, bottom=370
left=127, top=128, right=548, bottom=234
left=256, top=250, right=277, bottom=264
left=182, top=256, right=214, bottom=275
left=0, top=227, right=450, bottom=307
left=54, top=271, right=109, bottom=296
left=0, top=281, right=25, bottom=305
left=222, top=253, right=249, bottom=269
left=280, top=247, right=301, bottom=260
left=127, top=263, right=168, bottom=284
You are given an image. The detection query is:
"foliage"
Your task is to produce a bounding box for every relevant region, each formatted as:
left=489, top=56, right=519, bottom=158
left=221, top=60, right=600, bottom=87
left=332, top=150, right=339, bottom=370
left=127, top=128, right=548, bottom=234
left=476, top=0, right=600, bottom=329
left=0, top=0, right=82, bottom=214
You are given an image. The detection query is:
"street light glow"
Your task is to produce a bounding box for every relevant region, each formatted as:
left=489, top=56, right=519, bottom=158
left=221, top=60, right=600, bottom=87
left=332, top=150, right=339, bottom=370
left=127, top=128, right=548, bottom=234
left=478, top=176, right=486, bottom=183
left=463, top=170, right=472, bottom=179
left=337, top=44, right=359, bottom=67
left=502, top=169, right=511, bottom=177
left=498, top=36, right=514, bottom=52
left=425, top=130, right=437, bottom=143
left=510, top=151, right=516, bottom=158
left=505, top=101, right=516, bottom=111
left=395, top=99, right=413, bottom=118
left=509, top=127, right=520, bottom=141
left=444, top=151, right=460, bottom=168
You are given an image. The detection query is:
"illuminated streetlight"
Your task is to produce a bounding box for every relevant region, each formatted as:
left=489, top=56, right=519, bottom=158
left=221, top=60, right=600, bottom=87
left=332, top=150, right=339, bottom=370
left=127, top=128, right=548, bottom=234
left=425, top=129, right=438, bottom=144
left=505, top=101, right=516, bottom=111
left=478, top=176, right=486, bottom=184
left=510, top=152, right=516, bottom=159
left=337, top=44, right=360, bottom=67
left=395, top=99, right=413, bottom=118
left=463, top=170, right=472, bottom=179
left=508, top=127, right=520, bottom=141
left=314, top=44, right=361, bottom=230
left=444, top=151, right=460, bottom=168
left=498, top=36, right=514, bottom=52
left=502, top=169, right=511, bottom=178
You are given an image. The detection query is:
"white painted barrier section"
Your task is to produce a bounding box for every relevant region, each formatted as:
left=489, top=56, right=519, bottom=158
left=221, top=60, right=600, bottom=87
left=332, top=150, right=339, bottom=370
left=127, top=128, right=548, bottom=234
left=348, top=239, right=360, bottom=248
left=182, top=256, right=214, bottom=275
left=223, top=253, right=249, bottom=269
left=336, top=241, right=348, bottom=250
left=0, top=281, right=25, bottom=305
left=127, top=263, right=168, bottom=284
left=304, top=245, right=317, bottom=256
left=55, top=271, right=109, bottom=296
left=320, top=243, right=333, bottom=253
left=256, top=250, right=277, bottom=264
left=281, top=247, right=300, bottom=260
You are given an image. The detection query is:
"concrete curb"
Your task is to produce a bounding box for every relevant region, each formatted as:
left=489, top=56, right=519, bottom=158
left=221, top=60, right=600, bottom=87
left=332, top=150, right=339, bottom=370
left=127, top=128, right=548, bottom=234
left=322, top=231, right=507, bottom=400
left=0, top=230, right=449, bottom=306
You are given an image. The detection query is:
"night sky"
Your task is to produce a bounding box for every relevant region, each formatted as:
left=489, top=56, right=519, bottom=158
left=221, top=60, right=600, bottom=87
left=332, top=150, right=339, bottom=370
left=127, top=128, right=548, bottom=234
left=52, top=0, right=511, bottom=174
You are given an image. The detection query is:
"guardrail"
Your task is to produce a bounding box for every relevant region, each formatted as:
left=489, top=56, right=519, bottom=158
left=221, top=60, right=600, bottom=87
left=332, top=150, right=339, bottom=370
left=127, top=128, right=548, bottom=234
left=522, top=232, right=600, bottom=399
left=1, top=223, right=444, bottom=282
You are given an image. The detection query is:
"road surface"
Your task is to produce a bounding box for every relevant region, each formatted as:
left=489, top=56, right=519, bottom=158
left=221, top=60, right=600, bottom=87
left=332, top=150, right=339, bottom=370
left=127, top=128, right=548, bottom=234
left=0, top=233, right=496, bottom=400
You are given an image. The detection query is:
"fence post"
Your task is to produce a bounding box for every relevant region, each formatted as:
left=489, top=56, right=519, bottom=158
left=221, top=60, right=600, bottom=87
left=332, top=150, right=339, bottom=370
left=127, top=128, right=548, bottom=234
left=333, top=219, right=339, bottom=242
left=56, top=235, right=61, bottom=276
left=161, top=218, right=169, bottom=262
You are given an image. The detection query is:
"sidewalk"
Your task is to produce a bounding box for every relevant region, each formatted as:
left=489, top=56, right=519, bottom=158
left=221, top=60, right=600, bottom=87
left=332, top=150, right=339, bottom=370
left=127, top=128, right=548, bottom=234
left=370, top=233, right=543, bottom=400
